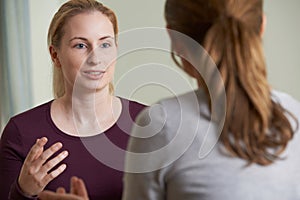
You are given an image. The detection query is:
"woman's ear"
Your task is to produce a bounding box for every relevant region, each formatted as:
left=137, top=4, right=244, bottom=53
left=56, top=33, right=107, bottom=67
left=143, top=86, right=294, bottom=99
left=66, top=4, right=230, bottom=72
left=49, top=45, right=61, bottom=67
left=260, top=14, right=267, bottom=37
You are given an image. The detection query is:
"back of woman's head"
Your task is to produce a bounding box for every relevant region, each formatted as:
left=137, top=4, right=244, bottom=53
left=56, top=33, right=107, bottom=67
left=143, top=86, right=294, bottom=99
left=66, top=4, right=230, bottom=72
left=165, top=0, right=262, bottom=43
left=48, top=0, right=117, bottom=98
left=165, top=0, right=296, bottom=165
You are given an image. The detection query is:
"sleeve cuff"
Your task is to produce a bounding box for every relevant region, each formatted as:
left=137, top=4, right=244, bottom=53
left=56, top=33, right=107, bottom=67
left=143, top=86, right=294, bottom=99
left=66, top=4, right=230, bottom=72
left=9, top=181, right=38, bottom=200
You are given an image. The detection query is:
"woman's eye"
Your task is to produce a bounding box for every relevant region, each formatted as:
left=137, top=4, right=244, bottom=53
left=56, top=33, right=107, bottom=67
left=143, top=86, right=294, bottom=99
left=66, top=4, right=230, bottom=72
left=74, top=43, right=87, bottom=49
left=100, top=42, right=111, bottom=48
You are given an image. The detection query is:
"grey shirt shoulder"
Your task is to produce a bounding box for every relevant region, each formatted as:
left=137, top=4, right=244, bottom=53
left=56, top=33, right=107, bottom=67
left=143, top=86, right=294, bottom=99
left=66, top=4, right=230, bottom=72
left=123, top=90, right=300, bottom=200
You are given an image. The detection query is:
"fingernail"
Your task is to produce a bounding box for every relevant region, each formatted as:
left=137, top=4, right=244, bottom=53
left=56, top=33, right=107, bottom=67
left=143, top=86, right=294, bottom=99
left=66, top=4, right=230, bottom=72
left=63, top=150, right=69, bottom=156
left=53, top=143, right=63, bottom=151
left=38, top=137, right=47, bottom=144
left=57, top=142, right=63, bottom=148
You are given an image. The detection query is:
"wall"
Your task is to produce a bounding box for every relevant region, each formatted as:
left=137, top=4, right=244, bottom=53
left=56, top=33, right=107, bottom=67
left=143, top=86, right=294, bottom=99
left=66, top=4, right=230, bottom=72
left=29, top=0, right=63, bottom=105
left=264, top=0, right=300, bottom=99
left=29, top=0, right=300, bottom=107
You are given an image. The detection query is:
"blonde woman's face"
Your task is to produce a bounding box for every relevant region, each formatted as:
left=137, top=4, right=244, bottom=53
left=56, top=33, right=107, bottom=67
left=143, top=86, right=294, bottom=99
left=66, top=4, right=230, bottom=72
left=56, top=11, right=117, bottom=94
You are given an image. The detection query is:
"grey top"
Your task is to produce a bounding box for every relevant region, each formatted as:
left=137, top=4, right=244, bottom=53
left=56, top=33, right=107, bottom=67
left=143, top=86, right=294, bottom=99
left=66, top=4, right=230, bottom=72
left=122, top=89, right=300, bottom=200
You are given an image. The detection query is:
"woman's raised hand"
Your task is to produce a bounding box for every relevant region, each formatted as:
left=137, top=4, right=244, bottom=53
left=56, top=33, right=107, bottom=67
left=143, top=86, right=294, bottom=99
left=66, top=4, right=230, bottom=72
left=18, top=137, right=68, bottom=196
left=39, top=176, right=89, bottom=200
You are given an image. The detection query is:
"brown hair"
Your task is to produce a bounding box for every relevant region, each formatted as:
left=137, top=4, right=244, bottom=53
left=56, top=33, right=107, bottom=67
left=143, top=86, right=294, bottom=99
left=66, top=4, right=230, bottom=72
left=165, top=0, right=297, bottom=165
left=48, top=0, right=118, bottom=98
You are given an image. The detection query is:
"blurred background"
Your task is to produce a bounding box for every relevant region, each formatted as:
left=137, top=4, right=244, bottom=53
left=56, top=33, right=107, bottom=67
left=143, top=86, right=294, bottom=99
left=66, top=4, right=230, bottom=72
left=1, top=0, right=300, bottom=133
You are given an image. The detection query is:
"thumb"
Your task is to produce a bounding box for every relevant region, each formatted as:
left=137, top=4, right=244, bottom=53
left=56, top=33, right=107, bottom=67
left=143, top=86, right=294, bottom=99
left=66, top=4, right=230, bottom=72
left=39, top=191, right=60, bottom=200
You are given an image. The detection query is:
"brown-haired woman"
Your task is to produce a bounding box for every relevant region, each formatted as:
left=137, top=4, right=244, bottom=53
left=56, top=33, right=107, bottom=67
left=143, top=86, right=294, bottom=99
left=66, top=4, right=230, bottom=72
left=122, top=0, right=300, bottom=199
left=0, top=0, right=145, bottom=199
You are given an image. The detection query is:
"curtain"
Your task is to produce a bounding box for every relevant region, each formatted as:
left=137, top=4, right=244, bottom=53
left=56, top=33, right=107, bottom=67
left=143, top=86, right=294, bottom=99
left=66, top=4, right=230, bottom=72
left=0, top=0, right=33, bottom=133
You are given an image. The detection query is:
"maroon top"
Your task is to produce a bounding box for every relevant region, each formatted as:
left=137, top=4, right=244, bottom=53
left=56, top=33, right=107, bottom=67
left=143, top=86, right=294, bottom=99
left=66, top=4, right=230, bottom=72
left=0, top=98, right=145, bottom=200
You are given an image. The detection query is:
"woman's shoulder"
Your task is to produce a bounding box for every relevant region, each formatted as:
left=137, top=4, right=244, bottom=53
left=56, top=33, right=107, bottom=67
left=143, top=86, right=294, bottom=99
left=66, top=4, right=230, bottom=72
left=10, top=100, right=53, bottom=124
left=120, top=97, right=146, bottom=108
left=134, top=90, right=207, bottom=133
left=119, top=97, right=147, bottom=119
left=272, top=90, right=300, bottom=113
left=1, top=100, right=54, bottom=151
left=148, top=89, right=206, bottom=121
left=272, top=90, right=299, bottom=101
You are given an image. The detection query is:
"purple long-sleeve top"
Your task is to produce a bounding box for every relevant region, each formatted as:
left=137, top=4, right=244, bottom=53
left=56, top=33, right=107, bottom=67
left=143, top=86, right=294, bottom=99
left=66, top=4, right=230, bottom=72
left=0, top=98, right=145, bottom=200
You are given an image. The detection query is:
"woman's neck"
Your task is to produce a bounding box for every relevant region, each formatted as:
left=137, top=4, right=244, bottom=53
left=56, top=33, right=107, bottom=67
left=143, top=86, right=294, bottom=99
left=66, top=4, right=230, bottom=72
left=52, top=87, right=122, bottom=136
left=63, top=89, right=112, bottom=119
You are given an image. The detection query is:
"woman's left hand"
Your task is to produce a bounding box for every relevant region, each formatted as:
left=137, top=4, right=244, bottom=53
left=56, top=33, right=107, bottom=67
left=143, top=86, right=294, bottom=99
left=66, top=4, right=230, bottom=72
left=38, top=176, right=89, bottom=200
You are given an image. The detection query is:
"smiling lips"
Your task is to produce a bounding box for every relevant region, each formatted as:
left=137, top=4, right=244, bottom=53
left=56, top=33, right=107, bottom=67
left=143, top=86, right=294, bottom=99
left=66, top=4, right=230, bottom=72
left=82, top=70, right=105, bottom=80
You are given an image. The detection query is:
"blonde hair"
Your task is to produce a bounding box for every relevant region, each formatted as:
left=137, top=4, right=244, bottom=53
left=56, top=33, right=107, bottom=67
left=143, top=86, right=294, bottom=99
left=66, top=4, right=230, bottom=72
left=48, top=0, right=118, bottom=98
left=165, top=0, right=297, bottom=165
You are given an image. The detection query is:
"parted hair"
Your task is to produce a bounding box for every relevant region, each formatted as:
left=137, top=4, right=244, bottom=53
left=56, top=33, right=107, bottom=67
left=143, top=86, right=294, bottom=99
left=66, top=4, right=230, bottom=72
left=165, top=0, right=297, bottom=165
left=48, top=0, right=118, bottom=98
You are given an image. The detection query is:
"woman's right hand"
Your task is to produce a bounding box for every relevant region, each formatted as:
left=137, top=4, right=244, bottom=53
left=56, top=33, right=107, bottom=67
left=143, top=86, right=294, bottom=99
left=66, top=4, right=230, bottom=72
left=18, top=137, right=69, bottom=197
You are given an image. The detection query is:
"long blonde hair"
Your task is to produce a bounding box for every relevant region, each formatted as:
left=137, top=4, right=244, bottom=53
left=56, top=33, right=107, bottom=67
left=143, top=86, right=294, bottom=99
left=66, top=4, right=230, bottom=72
left=47, top=0, right=118, bottom=98
left=165, top=0, right=297, bottom=165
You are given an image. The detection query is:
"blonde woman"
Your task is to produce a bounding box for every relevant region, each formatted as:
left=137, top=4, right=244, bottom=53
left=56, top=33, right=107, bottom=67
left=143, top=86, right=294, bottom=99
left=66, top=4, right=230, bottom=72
left=0, top=0, right=145, bottom=199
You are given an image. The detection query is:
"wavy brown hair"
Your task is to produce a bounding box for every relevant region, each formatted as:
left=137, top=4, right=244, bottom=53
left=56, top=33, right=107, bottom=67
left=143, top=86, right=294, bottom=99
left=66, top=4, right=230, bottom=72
left=48, top=0, right=118, bottom=98
left=165, top=0, right=297, bottom=165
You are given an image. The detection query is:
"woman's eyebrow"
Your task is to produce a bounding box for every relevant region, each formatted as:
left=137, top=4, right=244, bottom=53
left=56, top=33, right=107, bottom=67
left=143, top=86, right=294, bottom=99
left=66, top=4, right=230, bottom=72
left=69, top=37, right=88, bottom=43
left=99, top=36, right=115, bottom=41
left=69, top=36, right=114, bottom=43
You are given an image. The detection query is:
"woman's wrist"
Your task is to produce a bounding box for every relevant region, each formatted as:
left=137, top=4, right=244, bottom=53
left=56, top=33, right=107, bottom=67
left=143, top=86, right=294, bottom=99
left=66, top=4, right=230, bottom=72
left=9, top=180, right=38, bottom=200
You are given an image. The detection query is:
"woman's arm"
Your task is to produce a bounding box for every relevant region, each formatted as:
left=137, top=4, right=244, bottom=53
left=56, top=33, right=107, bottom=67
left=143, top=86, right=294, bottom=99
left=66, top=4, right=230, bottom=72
left=0, top=119, right=68, bottom=200
left=0, top=119, right=26, bottom=199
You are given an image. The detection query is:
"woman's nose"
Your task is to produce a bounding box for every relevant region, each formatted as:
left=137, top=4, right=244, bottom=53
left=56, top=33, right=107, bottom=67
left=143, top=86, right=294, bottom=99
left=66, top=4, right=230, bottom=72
left=87, top=50, right=102, bottom=65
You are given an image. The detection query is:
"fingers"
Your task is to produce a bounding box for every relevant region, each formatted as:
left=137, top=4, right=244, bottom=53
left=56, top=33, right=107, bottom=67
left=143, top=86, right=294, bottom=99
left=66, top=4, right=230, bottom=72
left=39, top=190, right=84, bottom=200
left=40, top=150, right=68, bottom=174
left=70, top=176, right=78, bottom=194
left=39, top=191, right=58, bottom=200
left=25, top=137, right=48, bottom=163
left=76, top=178, right=89, bottom=198
left=18, top=137, right=69, bottom=196
left=40, top=150, right=68, bottom=186
left=57, top=187, right=66, bottom=194
left=28, top=140, right=68, bottom=182
left=70, top=177, right=88, bottom=198
left=34, top=142, right=63, bottom=168
left=42, top=163, right=67, bottom=186
left=39, top=177, right=89, bottom=200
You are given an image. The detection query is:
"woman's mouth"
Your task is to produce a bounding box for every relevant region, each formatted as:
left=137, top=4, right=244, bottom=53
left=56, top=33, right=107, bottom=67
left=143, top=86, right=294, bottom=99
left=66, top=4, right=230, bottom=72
left=82, top=70, right=105, bottom=80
